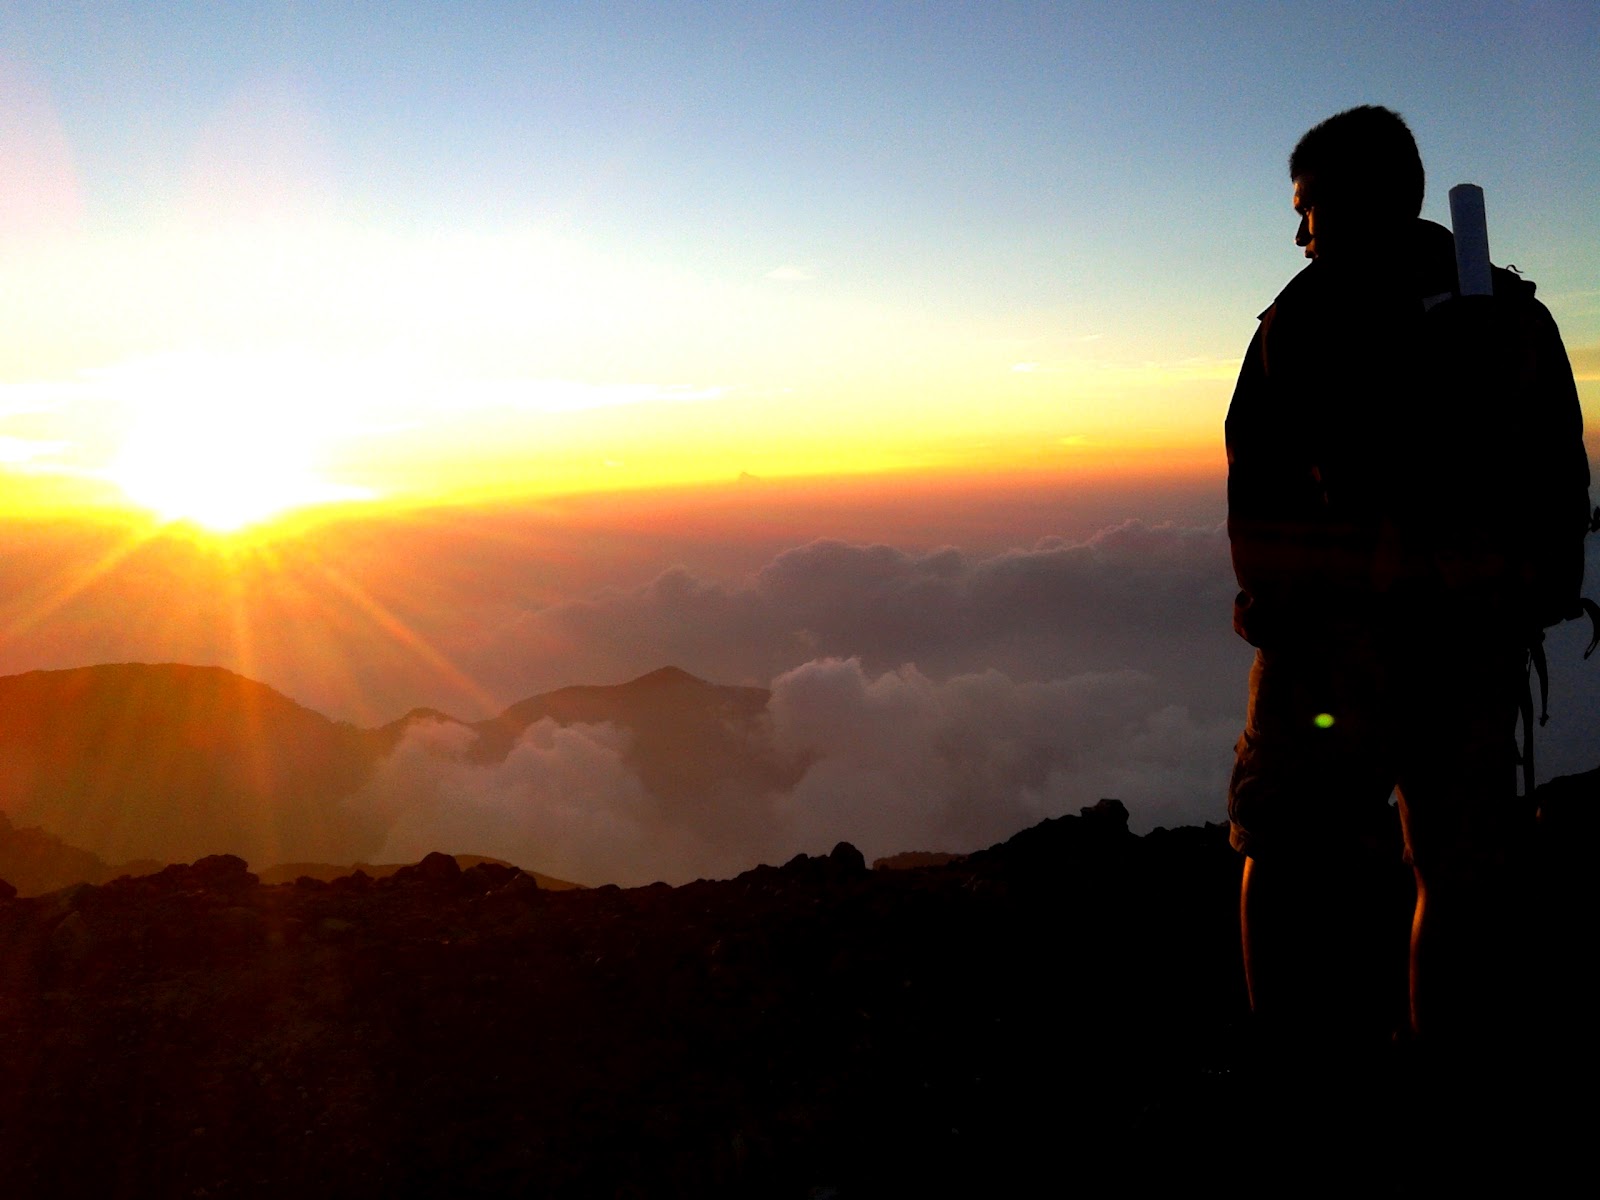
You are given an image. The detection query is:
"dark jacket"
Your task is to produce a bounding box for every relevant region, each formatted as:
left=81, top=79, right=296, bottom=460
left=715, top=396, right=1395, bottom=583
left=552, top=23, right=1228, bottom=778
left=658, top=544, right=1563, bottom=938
left=1225, top=219, right=1589, bottom=648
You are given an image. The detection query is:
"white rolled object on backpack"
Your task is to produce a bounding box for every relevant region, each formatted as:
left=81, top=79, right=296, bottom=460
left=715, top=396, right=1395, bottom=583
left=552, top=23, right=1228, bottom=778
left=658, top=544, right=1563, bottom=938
left=1449, top=183, right=1493, bottom=296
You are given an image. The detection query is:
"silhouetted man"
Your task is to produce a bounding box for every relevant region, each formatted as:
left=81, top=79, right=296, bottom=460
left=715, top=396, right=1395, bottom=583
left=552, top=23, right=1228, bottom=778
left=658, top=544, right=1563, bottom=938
left=1224, top=106, right=1588, bottom=1069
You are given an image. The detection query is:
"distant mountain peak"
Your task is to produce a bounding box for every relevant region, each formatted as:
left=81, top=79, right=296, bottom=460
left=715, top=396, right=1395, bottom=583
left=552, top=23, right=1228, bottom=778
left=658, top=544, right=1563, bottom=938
left=625, top=666, right=707, bottom=689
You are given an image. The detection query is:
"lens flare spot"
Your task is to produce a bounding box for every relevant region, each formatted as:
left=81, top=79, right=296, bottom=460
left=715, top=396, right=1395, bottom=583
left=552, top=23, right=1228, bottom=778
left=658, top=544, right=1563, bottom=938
left=1313, top=712, right=1335, bottom=730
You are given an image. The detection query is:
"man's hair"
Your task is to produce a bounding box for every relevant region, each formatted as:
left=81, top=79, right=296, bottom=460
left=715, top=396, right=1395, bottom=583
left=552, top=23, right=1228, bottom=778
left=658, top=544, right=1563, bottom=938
left=1289, top=105, right=1425, bottom=220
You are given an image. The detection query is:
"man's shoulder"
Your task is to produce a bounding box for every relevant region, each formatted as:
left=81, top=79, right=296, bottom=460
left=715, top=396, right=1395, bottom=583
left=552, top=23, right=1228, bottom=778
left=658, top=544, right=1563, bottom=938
left=1257, top=261, right=1322, bottom=322
left=1251, top=262, right=1335, bottom=368
left=1489, top=265, right=1564, bottom=337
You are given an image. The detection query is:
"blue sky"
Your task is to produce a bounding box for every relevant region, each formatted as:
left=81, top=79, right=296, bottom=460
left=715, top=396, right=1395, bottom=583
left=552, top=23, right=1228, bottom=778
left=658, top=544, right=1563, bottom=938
left=11, top=4, right=1597, bottom=312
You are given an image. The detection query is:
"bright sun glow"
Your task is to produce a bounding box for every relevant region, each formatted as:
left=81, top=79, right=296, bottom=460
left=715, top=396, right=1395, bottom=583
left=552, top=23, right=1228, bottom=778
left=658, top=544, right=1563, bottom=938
left=100, top=352, right=373, bottom=532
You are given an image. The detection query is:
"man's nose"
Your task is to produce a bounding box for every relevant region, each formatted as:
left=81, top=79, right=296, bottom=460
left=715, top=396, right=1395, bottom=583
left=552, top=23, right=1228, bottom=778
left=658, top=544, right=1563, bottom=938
left=1295, top=215, right=1310, bottom=246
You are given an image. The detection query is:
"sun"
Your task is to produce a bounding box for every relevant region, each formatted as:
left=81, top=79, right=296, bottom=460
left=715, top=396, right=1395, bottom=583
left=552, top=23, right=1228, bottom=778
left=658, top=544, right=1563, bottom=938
left=110, top=438, right=359, bottom=532
left=100, top=352, right=373, bottom=533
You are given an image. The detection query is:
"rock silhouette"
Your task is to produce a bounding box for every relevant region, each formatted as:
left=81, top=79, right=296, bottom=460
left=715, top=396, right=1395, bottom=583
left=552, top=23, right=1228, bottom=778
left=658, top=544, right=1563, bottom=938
left=0, top=802, right=1227, bottom=1197
left=254, top=853, right=583, bottom=892
left=3, top=777, right=1593, bottom=1198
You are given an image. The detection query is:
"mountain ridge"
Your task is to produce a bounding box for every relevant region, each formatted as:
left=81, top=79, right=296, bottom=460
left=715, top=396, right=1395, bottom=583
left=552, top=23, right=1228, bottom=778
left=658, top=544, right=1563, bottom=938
left=0, top=660, right=790, bottom=876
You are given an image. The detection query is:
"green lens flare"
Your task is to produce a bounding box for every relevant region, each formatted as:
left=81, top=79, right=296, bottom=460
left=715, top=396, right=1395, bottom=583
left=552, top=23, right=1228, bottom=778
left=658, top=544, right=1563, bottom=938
left=1313, top=713, right=1335, bottom=729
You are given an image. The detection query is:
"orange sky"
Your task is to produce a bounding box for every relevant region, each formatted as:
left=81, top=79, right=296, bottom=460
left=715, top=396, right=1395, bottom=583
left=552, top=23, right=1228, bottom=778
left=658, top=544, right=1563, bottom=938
left=0, top=467, right=1225, bottom=722
left=0, top=289, right=1235, bottom=535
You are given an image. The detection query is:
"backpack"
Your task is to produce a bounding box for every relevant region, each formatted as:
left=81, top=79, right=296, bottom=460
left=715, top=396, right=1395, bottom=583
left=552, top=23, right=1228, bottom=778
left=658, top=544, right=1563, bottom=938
left=1421, top=186, right=1595, bottom=795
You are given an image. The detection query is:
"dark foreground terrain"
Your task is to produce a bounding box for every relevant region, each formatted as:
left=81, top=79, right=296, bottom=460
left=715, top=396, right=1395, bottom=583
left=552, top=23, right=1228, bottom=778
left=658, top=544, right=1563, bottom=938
left=2, top=778, right=1596, bottom=1198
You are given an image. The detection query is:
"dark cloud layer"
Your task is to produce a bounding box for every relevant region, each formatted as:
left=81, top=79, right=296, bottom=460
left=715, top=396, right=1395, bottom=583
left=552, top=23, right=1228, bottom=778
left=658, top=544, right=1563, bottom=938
left=488, top=520, right=1246, bottom=718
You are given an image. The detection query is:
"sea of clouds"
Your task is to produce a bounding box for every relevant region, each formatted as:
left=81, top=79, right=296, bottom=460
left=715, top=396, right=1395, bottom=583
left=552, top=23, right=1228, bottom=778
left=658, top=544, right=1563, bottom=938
left=11, top=508, right=1592, bottom=885
left=348, top=520, right=1253, bottom=883
left=346, top=520, right=1600, bottom=885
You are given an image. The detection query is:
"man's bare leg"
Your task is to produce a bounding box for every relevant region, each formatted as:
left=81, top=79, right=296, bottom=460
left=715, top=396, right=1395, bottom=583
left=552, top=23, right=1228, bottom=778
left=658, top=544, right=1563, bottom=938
left=1406, top=862, right=1534, bottom=1192
left=1409, top=865, right=1520, bottom=1044
left=1241, top=852, right=1409, bottom=1181
left=1243, top=854, right=1406, bottom=1041
left=1240, top=855, right=1288, bottom=1017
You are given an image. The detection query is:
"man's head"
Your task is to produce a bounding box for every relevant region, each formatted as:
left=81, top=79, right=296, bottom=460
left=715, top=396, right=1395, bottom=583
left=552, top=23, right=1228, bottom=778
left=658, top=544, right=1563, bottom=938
left=1288, top=105, right=1424, bottom=261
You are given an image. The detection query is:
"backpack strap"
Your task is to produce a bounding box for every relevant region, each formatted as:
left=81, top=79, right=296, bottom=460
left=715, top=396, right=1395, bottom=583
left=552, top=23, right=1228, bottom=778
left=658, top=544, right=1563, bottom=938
left=1531, top=637, right=1550, bottom=727
left=1519, top=646, right=1540, bottom=799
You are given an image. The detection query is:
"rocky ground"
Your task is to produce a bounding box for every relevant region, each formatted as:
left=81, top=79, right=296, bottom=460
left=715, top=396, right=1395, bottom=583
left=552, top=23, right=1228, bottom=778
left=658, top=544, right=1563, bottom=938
left=1, top=777, right=1595, bottom=1198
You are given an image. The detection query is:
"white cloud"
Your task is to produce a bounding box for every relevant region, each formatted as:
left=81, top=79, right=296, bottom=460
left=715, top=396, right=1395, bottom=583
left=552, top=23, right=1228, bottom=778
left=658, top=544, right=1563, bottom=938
left=767, top=658, right=1235, bottom=860
left=347, top=716, right=671, bottom=886
left=348, top=656, right=1239, bottom=887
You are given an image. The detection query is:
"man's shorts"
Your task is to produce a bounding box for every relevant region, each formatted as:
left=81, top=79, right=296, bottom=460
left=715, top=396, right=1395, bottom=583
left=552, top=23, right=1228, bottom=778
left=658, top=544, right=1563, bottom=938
left=1227, top=631, right=1527, bottom=874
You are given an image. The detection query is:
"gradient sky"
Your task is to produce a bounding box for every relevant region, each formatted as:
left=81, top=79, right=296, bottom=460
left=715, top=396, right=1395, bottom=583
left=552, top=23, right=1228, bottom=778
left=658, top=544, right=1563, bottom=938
left=1, top=1, right=1595, bottom=524
left=2, top=2, right=1599, bottom=875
